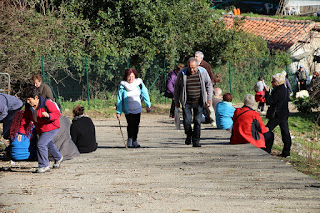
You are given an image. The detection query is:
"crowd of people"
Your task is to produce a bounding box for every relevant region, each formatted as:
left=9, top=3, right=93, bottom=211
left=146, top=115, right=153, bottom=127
left=1, top=53, right=319, bottom=173
left=164, top=51, right=317, bottom=159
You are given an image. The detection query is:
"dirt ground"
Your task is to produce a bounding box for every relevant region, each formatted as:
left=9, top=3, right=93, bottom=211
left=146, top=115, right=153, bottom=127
left=1, top=111, right=320, bottom=213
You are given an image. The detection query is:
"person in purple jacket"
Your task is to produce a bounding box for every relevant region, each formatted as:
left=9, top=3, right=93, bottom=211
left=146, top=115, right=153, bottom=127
left=0, top=93, right=23, bottom=139
left=164, top=63, right=185, bottom=118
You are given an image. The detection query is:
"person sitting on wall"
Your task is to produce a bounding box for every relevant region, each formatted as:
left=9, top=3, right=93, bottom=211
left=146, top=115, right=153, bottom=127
left=70, top=105, right=97, bottom=153
left=230, top=94, right=274, bottom=153
left=210, top=87, right=223, bottom=127
left=215, top=93, right=235, bottom=131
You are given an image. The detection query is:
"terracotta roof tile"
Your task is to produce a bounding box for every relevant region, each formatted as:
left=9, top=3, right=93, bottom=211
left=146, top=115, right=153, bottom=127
left=223, top=15, right=316, bottom=51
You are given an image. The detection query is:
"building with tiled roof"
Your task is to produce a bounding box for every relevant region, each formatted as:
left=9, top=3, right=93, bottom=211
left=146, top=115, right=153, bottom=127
left=223, top=15, right=320, bottom=74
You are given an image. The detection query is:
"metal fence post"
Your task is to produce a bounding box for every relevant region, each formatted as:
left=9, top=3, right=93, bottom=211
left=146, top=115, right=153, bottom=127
left=258, top=58, right=260, bottom=77
left=85, top=57, right=90, bottom=110
left=229, top=60, right=232, bottom=94
left=163, top=60, right=166, bottom=104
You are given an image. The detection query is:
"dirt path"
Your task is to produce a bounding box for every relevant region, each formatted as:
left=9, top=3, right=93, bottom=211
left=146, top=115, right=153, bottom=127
left=1, top=113, right=320, bottom=212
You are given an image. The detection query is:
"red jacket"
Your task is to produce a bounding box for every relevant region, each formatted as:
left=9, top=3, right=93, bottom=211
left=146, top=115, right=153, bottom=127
left=255, top=91, right=266, bottom=103
left=230, top=106, right=268, bottom=148
left=19, top=97, right=60, bottom=134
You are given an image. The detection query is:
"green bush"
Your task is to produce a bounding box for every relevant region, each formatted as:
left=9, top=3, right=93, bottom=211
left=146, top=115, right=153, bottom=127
left=292, top=97, right=318, bottom=114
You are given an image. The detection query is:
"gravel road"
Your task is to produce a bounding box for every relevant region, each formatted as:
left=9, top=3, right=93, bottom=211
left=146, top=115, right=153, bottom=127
left=1, top=113, right=319, bottom=213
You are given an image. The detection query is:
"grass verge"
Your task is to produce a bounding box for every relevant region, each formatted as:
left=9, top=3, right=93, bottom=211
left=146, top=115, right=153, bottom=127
left=263, top=111, right=320, bottom=180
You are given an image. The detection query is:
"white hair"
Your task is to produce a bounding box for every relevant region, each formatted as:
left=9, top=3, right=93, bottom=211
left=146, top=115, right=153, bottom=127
left=272, top=73, right=285, bottom=85
left=187, top=57, right=198, bottom=65
left=243, top=94, right=255, bottom=107
left=195, top=51, right=204, bottom=59
left=214, top=87, right=222, bottom=96
left=281, top=70, right=287, bottom=77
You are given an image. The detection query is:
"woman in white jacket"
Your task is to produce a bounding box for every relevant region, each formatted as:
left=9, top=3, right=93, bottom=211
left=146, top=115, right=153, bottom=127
left=116, top=68, right=151, bottom=148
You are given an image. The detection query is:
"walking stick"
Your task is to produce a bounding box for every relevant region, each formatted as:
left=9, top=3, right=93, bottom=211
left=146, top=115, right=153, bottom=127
left=117, top=118, right=128, bottom=149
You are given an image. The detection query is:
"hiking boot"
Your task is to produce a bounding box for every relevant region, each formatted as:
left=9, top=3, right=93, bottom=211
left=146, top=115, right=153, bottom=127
left=192, top=141, right=201, bottom=147
left=127, top=138, right=133, bottom=148
left=277, top=153, right=290, bottom=158
left=185, top=136, right=192, bottom=145
left=132, top=140, right=140, bottom=148
left=53, top=156, right=63, bottom=169
left=35, top=166, right=50, bottom=173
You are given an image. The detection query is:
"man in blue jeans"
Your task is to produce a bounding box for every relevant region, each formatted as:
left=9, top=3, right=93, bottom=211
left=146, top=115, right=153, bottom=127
left=174, top=57, right=213, bottom=147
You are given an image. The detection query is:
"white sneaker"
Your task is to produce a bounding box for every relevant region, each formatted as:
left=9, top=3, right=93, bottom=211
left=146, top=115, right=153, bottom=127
left=53, top=156, right=63, bottom=169
left=127, top=138, right=133, bottom=148
left=35, top=166, right=50, bottom=173
left=132, top=140, right=140, bottom=148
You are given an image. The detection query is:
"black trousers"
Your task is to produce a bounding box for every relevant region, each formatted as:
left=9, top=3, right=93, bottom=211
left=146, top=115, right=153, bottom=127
left=262, top=131, right=274, bottom=153
left=258, top=102, right=265, bottom=112
left=267, top=117, right=292, bottom=156
left=299, top=80, right=307, bottom=90
left=170, top=99, right=175, bottom=117
left=125, top=113, right=141, bottom=141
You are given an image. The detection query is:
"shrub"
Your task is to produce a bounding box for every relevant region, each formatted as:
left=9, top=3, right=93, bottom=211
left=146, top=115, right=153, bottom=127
left=292, top=97, right=318, bottom=114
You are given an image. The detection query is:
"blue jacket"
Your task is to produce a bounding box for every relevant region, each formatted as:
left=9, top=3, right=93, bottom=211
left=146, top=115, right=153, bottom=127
left=116, top=79, right=151, bottom=114
left=215, top=101, right=235, bottom=129
left=10, top=130, right=36, bottom=161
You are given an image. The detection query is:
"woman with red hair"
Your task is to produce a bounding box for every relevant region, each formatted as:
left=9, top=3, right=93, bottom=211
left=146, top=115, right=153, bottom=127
left=116, top=68, right=151, bottom=148
left=9, top=111, right=36, bottom=161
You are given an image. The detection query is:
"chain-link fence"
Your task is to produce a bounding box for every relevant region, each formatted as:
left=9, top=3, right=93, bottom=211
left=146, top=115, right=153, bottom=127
left=41, top=56, right=296, bottom=107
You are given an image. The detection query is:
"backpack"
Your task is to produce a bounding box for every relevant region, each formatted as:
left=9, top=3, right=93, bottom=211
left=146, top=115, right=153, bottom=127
left=44, top=99, right=61, bottom=113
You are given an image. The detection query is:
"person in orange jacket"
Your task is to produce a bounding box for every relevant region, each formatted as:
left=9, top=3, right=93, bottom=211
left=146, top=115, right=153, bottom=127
left=230, top=94, right=274, bottom=153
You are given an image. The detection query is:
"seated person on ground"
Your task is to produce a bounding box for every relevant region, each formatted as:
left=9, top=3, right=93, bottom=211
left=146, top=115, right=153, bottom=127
left=70, top=105, right=97, bottom=153
left=230, top=94, right=274, bottom=153
left=51, top=115, right=80, bottom=160
left=9, top=111, right=36, bottom=161
left=215, top=93, right=235, bottom=130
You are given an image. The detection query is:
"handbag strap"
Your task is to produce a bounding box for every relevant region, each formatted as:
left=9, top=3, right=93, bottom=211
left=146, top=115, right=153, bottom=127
left=233, top=108, right=253, bottom=123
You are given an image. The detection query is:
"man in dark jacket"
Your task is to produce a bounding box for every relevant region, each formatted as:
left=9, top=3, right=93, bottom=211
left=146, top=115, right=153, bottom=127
left=0, top=93, right=23, bottom=139
left=195, top=51, right=215, bottom=124
left=296, top=65, right=309, bottom=91
left=195, top=51, right=214, bottom=83
left=32, top=74, right=55, bottom=101
left=264, top=73, right=292, bottom=158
